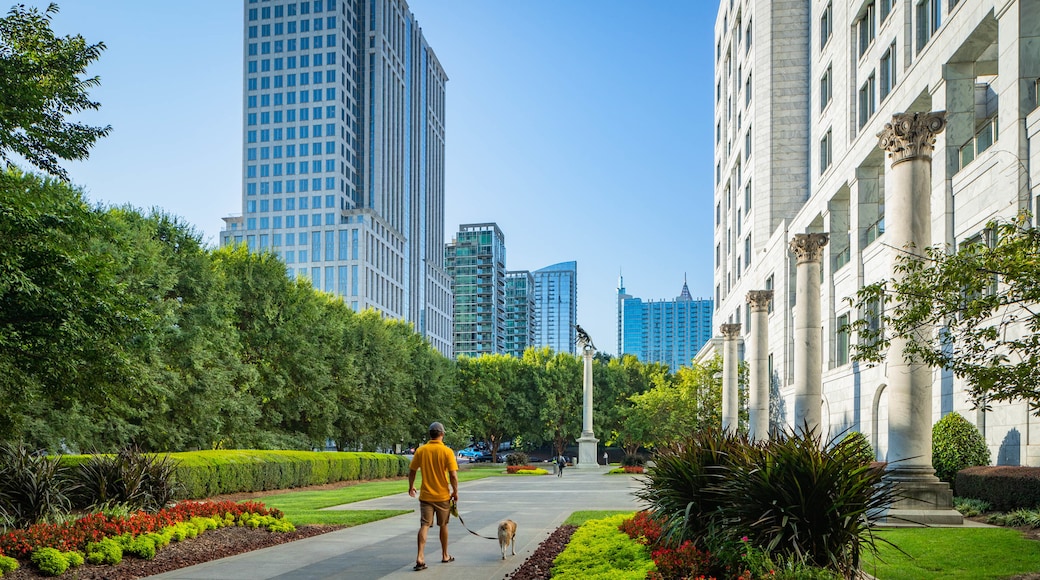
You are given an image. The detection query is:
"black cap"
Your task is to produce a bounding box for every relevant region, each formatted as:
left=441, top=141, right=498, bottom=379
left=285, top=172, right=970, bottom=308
left=428, top=422, right=445, bottom=434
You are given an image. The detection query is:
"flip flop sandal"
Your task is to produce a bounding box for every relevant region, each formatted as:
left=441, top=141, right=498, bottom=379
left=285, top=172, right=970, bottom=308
left=441, top=556, right=455, bottom=563
left=413, top=562, right=427, bottom=571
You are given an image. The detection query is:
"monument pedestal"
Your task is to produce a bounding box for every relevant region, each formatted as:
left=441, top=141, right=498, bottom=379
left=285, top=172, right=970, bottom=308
left=576, top=431, right=599, bottom=469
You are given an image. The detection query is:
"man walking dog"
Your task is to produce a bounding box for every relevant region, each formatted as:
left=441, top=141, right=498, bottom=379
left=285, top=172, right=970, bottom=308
left=408, top=422, right=459, bottom=571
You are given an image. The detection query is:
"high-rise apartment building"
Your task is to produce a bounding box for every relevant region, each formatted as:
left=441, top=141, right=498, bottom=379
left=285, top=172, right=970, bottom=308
left=618, top=277, right=713, bottom=370
left=445, top=223, right=506, bottom=357
left=711, top=0, right=1040, bottom=464
left=533, top=261, right=578, bottom=355
left=504, top=270, right=536, bottom=358
left=221, top=0, right=453, bottom=356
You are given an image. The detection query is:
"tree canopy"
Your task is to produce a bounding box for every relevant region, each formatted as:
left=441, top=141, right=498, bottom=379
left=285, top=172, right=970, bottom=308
left=0, top=3, right=111, bottom=180
left=850, top=214, right=1040, bottom=412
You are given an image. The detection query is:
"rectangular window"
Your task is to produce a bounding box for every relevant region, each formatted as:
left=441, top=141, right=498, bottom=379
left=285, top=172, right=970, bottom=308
left=820, top=129, right=833, bottom=174
left=821, top=64, right=832, bottom=112
left=836, top=313, right=850, bottom=366
left=744, top=181, right=751, bottom=211
left=857, top=2, right=876, bottom=58
left=858, top=72, right=876, bottom=129
left=744, top=125, right=752, bottom=159
left=880, top=42, right=896, bottom=101
left=880, top=0, right=893, bottom=23
left=820, top=2, right=832, bottom=50
left=916, top=0, right=940, bottom=53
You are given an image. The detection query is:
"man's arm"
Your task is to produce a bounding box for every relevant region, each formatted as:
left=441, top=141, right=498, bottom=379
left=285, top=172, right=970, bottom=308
left=449, top=470, right=459, bottom=502
left=408, top=469, right=418, bottom=498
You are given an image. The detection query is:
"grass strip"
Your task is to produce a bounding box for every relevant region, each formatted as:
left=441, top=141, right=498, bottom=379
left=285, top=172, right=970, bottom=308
left=862, top=527, right=1040, bottom=579
left=259, top=466, right=502, bottom=526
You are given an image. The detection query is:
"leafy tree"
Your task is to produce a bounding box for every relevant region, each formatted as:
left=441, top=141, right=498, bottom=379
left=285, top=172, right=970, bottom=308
left=594, top=354, right=657, bottom=450
left=456, top=353, right=529, bottom=462
left=0, top=3, right=111, bottom=180
left=523, top=347, right=582, bottom=458
left=850, top=214, right=1040, bottom=412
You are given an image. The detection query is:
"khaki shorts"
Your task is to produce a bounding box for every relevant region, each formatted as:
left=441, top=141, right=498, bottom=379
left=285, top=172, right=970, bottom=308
left=419, top=500, right=452, bottom=527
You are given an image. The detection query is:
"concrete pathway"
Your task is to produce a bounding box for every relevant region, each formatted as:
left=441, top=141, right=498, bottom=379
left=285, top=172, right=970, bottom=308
left=150, top=466, right=645, bottom=580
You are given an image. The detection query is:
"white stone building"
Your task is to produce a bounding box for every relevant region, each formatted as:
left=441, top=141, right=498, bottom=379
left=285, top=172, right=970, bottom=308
left=709, top=0, right=1040, bottom=466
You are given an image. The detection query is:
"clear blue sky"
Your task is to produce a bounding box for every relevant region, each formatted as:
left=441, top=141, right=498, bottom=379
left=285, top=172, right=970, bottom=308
left=29, top=0, right=718, bottom=357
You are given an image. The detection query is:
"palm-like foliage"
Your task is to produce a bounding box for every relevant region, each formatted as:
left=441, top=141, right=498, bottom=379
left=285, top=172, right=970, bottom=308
left=638, top=427, right=896, bottom=578
left=0, top=443, right=72, bottom=529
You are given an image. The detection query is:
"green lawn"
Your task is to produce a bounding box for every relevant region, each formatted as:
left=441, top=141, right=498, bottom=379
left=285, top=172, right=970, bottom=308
left=260, top=466, right=503, bottom=526
left=863, top=528, right=1040, bottom=579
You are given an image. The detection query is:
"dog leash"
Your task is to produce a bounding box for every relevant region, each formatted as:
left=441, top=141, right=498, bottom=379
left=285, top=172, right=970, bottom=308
left=450, top=500, right=497, bottom=540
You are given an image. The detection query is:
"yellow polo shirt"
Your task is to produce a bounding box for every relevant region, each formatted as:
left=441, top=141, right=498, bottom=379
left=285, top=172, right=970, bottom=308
left=410, top=440, right=458, bottom=502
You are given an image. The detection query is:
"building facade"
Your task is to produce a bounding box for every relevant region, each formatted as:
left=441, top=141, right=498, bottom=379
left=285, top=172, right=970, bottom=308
left=445, top=223, right=506, bottom=357
left=618, top=277, right=714, bottom=370
left=533, top=261, right=578, bottom=355
left=710, top=0, right=1040, bottom=465
left=221, top=0, right=453, bottom=356
left=505, top=270, right=536, bottom=358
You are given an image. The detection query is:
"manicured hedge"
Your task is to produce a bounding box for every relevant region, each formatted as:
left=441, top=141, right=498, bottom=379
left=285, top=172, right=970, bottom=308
left=61, top=451, right=409, bottom=499
left=956, top=466, right=1040, bottom=511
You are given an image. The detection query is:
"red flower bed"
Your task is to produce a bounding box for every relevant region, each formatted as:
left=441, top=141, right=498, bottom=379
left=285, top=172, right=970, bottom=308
left=623, top=465, right=644, bottom=474
left=506, top=465, right=537, bottom=474
left=0, top=500, right=279, bottom=558
left=620, top=511, right=738, bottom=580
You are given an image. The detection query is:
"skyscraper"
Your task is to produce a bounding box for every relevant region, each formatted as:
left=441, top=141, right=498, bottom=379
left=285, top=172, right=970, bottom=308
left=445, top=223, right=506, bottom=357
left=221, top=0, right=452, bottom=356
left=533, top=261, right=577, bottom=355
left=617, top=277, right=714, bottom=370
left=504, top=270, right=535, bottom=358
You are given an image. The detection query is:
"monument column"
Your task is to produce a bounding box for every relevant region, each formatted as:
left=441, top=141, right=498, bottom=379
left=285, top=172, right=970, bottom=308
left=746, top=290, right=773, bottom=441
left=877, top=111, right=961, bottom=524
left=575, top=326, right=599, bottom=469
left=790, top=233, right=828, bottom=436
left=720, top=323, right=742, bottom=433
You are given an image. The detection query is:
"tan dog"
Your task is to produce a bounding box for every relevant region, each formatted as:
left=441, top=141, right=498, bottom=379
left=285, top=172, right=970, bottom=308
left=498, top=519, right=517, bottom=560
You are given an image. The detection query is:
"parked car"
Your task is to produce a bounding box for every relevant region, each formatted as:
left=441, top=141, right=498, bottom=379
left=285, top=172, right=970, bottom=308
left=457, top=447, right=481, bottom=459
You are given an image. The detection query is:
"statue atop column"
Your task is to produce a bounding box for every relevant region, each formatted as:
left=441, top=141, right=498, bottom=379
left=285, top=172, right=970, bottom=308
left=575, top=324, right=596, bottom=351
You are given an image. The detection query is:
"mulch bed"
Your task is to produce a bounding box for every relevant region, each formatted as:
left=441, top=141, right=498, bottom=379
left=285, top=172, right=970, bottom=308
left=504, top=525, right=577, bottom=580
left=4, top=524, right=342, bottom=579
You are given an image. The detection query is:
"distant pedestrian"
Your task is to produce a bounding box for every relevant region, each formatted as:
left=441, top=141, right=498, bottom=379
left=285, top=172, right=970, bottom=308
left=603, top=451, right=608, bottom=466
left=408, top=422, right=459, bottom=571
left=556, top=454, right=566, bottom=477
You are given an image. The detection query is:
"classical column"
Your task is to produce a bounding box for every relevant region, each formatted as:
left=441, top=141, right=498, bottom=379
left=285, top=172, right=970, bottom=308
left=877, top=111, right=961, bottom=524
left=746, top=290, right=773, bottom=441
left=576, top=345, right=599, bottom=469
left=720, top=323, right=742, bottom=433
left=790, top=233, right=828, bottom=437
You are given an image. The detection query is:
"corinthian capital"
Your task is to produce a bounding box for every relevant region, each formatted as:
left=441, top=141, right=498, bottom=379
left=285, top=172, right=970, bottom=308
left=720, top=323, right=742, bottom=339
left=746, top=290, right=774, bottom=312
left=789, top=233, right=829, bottom=264
left=877, top=111, right=947, bottom=165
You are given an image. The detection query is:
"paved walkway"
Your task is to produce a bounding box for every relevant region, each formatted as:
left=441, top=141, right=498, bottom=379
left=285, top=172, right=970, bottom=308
left=151, top=466, right=644, bottom=580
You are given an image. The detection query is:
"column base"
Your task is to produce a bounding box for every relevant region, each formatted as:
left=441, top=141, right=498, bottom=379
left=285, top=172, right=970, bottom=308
left=879, top=466, right=963, bottom=525
left=576, top=432, right=599, bottom=469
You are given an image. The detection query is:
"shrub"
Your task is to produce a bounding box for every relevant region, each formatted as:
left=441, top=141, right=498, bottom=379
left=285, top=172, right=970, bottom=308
left=618, top=511, right=663, bottom=545
left=85, top=538, right=123, bottom=565
left=987, top=508, right=1040, bottom=528
left=505, top=452, right=530, bottom=466
left=637, top=426, right=896, bottom=578
left=932, top=412, right=990, bottom=489
left=506, top=465, right=535, bottom=474
left=122, top=535, right=157, bottom=560
left=836, top=430, right=874, bottom=465
left=70, top=447, right=180, bottom=512
left=0, top=443, right=72, bottom=529
left=0, top=555, right=19, bottom=574
left=956, top=466, right=1040, bottom=511
left=30, top=547, right=69, bottom=576
left=647, top=540, right=721, bottom=580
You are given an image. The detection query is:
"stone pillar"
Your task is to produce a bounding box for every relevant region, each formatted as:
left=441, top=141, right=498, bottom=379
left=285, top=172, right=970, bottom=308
left=576, top=346, right=599, bottom=468
left=789, top=233, right=828, bottom=437
left=746, top=290, right=773, bottom=441
left=720, top=323, right=742, bottom=433
left=877, top=111, right=962, bottom=524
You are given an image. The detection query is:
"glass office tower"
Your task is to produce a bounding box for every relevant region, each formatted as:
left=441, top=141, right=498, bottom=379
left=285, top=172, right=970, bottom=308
left=221, top=0, right=452, bottom=356
left=445, top=223, right=507, bottom=357
left=617, top=277, right=714, bottom=370
left=533, top=261, right=577, bottom=355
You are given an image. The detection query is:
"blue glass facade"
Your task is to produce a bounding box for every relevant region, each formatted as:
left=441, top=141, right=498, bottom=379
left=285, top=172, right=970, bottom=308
left=534, top=261, right=577, bottom=355
left=617, top=277, right=713, bottom=370
left=222, top=0, right=453, bottom=356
